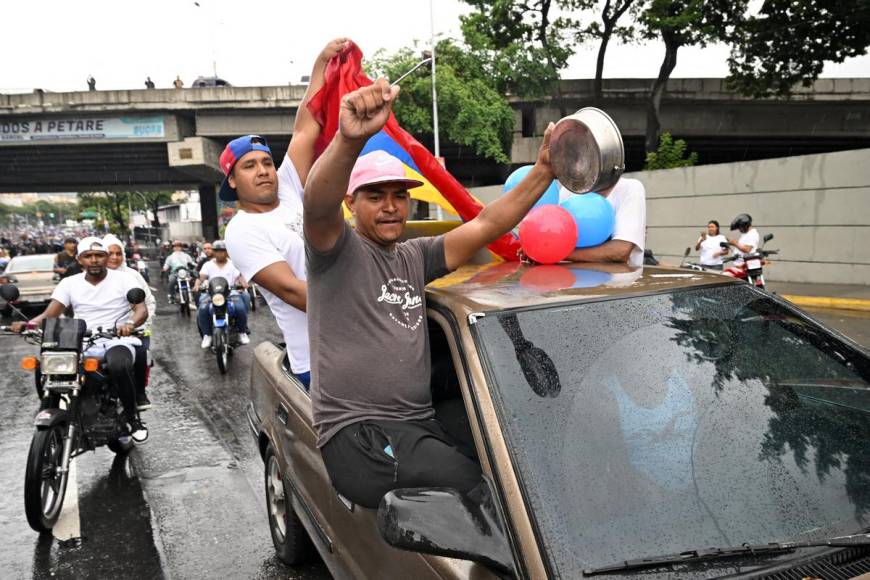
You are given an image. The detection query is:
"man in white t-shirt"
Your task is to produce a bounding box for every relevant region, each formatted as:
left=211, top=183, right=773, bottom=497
left=727, top=213, right=761, bottom=261
left=224, top=38, right=349, bottom=390
left=193, top=240, right=250, bottom=348
left=13, top=237, right=149, bottom=442
left=561, top=178, right=647, bottom=267
left=162, top=240, right=196, bottom=302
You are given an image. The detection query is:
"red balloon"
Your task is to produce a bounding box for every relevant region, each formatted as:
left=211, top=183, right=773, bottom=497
left=519, top=265, right=576, bottom=292
left=519, top=205, right=578, bottom=264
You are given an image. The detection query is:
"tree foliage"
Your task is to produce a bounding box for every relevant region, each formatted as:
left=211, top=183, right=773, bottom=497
left=643, top=132, right=698, bottom=170
left=459, top=0, right=592, bottom=114
left=726, top=0, right=870, bottom=98
left=368, top=40, right=515, bottom=163
left=639, top=0, right=746, bottom=153
left=586, top=0, right=645, bottom=103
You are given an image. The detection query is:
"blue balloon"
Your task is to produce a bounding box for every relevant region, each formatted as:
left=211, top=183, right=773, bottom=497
left=559, top=193, right=615, bottom=248
left=504, top=165, right=560, bottom=209
left=571, top=268, right=612, bottom=288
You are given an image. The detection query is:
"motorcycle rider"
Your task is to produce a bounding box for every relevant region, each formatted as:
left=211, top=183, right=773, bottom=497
left=727, top=213, right=761, bottom=261
left=12, top=237, right=149, bottom=443
left=195, top=242, right=214, bottom=273
left=104, top=234, right=156, bottom=411
left=193, top=240, right=251, bottom=348
left=162, top=240, right=197, bottom=303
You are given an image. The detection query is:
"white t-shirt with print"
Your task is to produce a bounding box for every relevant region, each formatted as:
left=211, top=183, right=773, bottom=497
left=559, top=177, right=647, bottom=268
left=51, top=269, right=143, bottom=332
left=200, top=259, right=242, bottom=288
left=225, top=155, right=309, bottom=374
left=699, top=234, right=728, bottom=266
left=737, top=229, right=761, bottom=257
left=163, top=251, right=196, bottom=272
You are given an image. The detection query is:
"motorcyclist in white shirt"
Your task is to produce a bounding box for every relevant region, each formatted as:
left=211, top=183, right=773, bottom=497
left=103, top=234, right=156, bottom=411
left=727, top=213, right=761, bottom=262
left=162, top=240, right=196, bottom=302
left=193, top=240, right=251, bottom=348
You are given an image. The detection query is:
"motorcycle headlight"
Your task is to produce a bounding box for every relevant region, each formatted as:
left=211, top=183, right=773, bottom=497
left=177, top=268, right=188, bottom=280
left=41, top=352, right=78, bottom=375
left=212, top=293, right=226, bottom=307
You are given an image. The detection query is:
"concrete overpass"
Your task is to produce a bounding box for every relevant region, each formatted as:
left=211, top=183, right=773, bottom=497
left=2, top=77, right=868, bottom=237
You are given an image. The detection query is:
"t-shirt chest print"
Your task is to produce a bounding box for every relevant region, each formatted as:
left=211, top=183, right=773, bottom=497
left=376, top=277, right=423, bottom=330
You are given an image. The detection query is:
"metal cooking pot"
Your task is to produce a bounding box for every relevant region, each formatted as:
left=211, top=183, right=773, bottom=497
left=549, top=107, right=625, bottom=194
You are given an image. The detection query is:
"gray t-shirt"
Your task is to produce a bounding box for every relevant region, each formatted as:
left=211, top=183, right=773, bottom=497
left=307, top=222, right=449, bottom=447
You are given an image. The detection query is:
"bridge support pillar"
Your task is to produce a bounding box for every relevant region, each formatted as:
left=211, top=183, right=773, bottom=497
left=200, top=184, right=218, bottom=241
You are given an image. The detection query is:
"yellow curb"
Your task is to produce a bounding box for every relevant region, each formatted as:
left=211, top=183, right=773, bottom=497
left=781, top=294, right=870, bottom=312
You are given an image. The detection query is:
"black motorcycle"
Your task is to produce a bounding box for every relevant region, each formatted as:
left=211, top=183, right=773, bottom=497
left=0, top=284, right=147, bottom=533
left=206, top=276, right=239, bottom=374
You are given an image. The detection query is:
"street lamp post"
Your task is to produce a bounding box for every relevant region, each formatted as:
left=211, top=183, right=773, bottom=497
left=430, top=0, right=444, bottom=220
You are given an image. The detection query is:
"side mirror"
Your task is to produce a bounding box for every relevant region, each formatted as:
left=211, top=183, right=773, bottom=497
left=683, top=247, right=691, bottom=257
left=0, top=284, right=20, bottom=302
left=763, top=233, right=774, bottom=243
left=719, top=241, right=729, bottom=249
left=378, top=485, right=514, bottom=576
left=126, top=288, right=146, bottom=305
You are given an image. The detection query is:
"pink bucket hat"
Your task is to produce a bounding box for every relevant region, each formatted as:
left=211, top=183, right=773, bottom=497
left=347, top=151, right=423, bottom=196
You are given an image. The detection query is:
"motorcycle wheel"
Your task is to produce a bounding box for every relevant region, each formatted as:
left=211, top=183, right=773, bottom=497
left=214, top=328, right=228, bottom=374
left=249, top=288, right=257, bottom=312
left=265, top=444, right=313, bottom=565
left=179, top=291, right=189, bottom=317
left=24, top=425, right=69, bottom=533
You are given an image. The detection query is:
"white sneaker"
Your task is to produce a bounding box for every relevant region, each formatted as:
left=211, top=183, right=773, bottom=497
left=201, top=335, right=212, bottom=349
left=239, top=333, right=250, bottom=345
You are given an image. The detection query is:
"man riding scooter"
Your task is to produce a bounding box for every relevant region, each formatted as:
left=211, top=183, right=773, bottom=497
left=162, top=240, right=196, bottom=304
left=723, top=213, right=777, bottom=289
left=193, top=240, right=251, bottom=349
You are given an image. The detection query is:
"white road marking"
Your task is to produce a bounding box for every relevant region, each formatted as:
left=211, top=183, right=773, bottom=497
left=52, top=457, right=80, bottom=541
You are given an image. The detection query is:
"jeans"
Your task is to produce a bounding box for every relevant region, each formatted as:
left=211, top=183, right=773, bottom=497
left=197, top=293, right=249, bottom=336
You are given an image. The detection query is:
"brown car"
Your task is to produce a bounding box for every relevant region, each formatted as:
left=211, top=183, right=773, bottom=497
left=247, top=261, right=870, bottom=579
left=0, top=254, right=59, bottom=310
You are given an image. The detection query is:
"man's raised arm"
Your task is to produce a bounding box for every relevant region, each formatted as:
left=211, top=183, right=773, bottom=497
left=442, top=124, right=555, bottom=271
left=289, top=37, right=350, bottom=184
left=303, top=79, right=399, bottom=253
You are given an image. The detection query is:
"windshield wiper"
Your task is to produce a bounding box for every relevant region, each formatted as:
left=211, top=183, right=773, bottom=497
left=583, top=533, right=870, bottom=576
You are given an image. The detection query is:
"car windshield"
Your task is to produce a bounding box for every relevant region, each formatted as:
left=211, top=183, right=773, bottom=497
left=6, top=255, right=55, bottom=273
left=473, top=284, right=870, bottom=578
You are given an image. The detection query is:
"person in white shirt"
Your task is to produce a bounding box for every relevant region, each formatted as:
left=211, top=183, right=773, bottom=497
left=13, top=237, right=149, bottom=443
left=561, top=178, right=647, bottom=267
left=694, top=220, right=729, bottom=269
left=224, top=38, right=350, bottom=390
left=193, top=240, right=251, bottom=348
left=162, top=240, right=197, bottom=302
left=103, top=234, right=156, bottom=411
left=727, top=213, right=761, bottom=261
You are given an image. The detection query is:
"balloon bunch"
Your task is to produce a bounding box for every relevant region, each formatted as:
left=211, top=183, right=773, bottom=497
left=504, top=165, right=616, bottom=264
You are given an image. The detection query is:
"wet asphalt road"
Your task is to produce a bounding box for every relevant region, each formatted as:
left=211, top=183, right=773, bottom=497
left=0, top=281, right=331, bottom=580
left=0, top=277, right=867, bottom=580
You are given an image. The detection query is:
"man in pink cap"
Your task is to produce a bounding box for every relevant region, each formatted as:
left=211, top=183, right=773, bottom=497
left=303, top=78, right=555, bottom=509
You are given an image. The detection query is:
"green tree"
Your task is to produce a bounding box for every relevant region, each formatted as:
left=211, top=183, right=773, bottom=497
left=460, top=0, right=591, bottom=115
left=586, top=0, right=646, bottom=104
left=126, top=190, right=173, bottom=227
left=726, top=0, right=870, bottom=98
left=640, top=0, right=746, bottom=153
left=643, top=132, right=698, bottom=170
left=369, top=40, right=515, bottom=163
left=78, top=192, right=129, bottom=234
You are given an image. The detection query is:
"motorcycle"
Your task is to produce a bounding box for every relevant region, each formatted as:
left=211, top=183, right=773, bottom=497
left=131, top=254, right=149, bottom=284
left=247, top=282, right=261, bottom=312
left=723, top=233, right=778, bottom=290
left=171, top=266, right=193, bottom=317
left=206, top=276, right=240, bottom=374
left=0, top=284, right=147, bottom=532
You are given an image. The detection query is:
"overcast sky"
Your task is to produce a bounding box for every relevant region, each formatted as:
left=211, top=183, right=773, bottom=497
left=2, top=0, right=868, bottom=93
